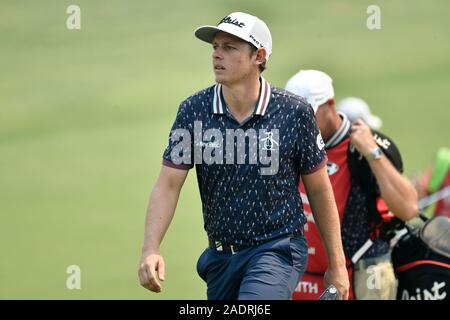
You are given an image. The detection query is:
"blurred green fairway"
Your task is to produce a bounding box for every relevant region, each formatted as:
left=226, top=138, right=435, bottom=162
left=0, top=0, right=449, bottom=299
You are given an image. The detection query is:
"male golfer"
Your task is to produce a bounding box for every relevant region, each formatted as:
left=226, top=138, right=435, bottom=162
left=138, top=12, right=349, bottom=300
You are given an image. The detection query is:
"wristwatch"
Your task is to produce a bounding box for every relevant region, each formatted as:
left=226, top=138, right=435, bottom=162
left=365, top=147, right=383, bottom=162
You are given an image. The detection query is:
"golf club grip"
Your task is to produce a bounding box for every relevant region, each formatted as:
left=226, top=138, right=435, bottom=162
left=318, top=285, right=338, bottom=300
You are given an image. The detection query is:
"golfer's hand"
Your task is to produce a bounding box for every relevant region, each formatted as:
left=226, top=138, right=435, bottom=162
left=350, top=119, right=378, bottom=157
left=324, top=265, right=349, bottom=300
left=138, top=253, right=165, bottom=292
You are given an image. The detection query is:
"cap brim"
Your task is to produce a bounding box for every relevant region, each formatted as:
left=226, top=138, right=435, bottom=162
left=194, top=25, right=252, bottom=46
left=194, top=25, right=223, bottom=44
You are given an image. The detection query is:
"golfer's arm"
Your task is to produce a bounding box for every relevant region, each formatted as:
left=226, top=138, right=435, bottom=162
left=369, top=156, right=418, bottom=221
left=302, top=166, right=346, bottom=268
left=141, top=165, right=189, bottom=255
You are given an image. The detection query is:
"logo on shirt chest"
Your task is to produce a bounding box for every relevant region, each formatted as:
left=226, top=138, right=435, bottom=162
left=327, top=162, right=340, bottom=176
left=170, top=121, right=280, bottom=175
left=260, top=131, right=279, bottom=151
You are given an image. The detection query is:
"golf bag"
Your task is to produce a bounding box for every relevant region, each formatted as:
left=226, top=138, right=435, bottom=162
left=391, top=215, right=450, bottom=300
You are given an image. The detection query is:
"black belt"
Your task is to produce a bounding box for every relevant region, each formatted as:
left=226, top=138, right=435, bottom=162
left=208, top=239, right=247, bottom=254
left=208, top=230, right=304, bottom=254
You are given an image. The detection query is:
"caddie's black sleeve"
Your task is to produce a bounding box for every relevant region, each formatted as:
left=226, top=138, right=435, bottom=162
left=347, top=130, right=404, bottom=195
left=372, top=130, right=403, bottom=173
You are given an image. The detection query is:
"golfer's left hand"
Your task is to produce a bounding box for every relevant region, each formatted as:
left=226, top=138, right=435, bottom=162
left=324, top=265, right=349, bottom=300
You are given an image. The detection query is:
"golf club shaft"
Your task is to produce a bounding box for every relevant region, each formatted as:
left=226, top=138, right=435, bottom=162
left=418, top=185, right=450, bottom=210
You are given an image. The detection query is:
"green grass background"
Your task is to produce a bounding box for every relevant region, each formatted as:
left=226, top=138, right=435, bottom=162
left=0, top=0, right=449, bottom=299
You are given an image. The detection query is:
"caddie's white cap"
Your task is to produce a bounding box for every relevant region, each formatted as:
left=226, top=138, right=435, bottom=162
left=337, top=97, right=382, bottom=129
left=194, top=12, right=272, bottom=60
left=285, top=70, right=334, bottom=113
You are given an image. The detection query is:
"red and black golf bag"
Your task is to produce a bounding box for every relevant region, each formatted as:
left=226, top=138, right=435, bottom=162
left=391, top=215, right=450, bottom=300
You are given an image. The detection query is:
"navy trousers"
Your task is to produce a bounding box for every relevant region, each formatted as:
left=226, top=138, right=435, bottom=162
left=196, top=235, right=308, bottom=300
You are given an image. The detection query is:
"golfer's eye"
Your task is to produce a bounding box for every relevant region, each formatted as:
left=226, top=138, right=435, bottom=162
left=212, top=44, right=236, bottom=52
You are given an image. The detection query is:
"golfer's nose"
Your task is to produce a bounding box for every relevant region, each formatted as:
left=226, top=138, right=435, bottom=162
left=212, top=47, right=224, bottom=60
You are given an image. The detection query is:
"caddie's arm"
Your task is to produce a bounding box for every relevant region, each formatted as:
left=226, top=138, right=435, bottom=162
left=138, top=165, right=189, bottom=292
left=350, top=119, right=418, bottom=221
left=302, top=166, right=349, bottom=300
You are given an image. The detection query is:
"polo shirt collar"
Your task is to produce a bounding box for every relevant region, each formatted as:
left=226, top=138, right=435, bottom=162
left=212, top=76, right=272, bottom=116
left=325, top=112, right=351, bottom=149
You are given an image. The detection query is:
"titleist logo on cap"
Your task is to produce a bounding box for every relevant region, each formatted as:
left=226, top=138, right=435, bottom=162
left=218, top=16, right=245, bottom=28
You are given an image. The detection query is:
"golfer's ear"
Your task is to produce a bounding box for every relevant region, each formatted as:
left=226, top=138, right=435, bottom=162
left=255, top=48, right=267, bottom=64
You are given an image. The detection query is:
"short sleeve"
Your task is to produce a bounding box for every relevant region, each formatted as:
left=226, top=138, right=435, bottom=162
left=298, top=105, right=327, bottom=174
left=162, top=101, right=194, bottom=170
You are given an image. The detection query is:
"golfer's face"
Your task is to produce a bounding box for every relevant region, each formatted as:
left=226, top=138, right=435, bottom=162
left=212, top=32, right=255, bottom=85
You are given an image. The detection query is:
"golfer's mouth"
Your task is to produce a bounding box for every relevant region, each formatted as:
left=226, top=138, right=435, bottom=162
left=214, top=65, right=225, bottom=71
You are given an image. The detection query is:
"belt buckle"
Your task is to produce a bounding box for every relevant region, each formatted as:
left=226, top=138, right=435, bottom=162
left=215, top=241, right=223, bottom=252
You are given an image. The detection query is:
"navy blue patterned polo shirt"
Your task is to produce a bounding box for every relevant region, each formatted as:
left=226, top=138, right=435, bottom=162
left=163, top=77, right=327, bottom=247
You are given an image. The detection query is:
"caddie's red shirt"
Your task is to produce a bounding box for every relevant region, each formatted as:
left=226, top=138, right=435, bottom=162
left=292, top=136, right=352, bottom=300
left=301, top=136, right=352, bottom=273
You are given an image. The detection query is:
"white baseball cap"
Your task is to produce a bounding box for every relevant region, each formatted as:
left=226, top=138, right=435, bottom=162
left=194, top=12, right=272, bottom=60
left=337, top=97, right=382, bottom=129
left=285, top=70, right=334, bottom=113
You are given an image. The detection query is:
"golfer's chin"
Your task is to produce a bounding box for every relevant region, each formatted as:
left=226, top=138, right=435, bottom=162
left=213, top=74, right=224, bottom=84
left=213, top=71, right=230, bottom=84
left=215, top=77, right=235, bottom=87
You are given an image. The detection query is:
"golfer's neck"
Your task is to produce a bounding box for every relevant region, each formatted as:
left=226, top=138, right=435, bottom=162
left=222, top=76, right=260, bottom=116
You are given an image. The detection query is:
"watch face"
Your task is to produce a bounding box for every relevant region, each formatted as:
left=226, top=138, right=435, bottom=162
left=375, top=148, right=382, bottom=158
left=366, top=147, right=382, bottom=161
